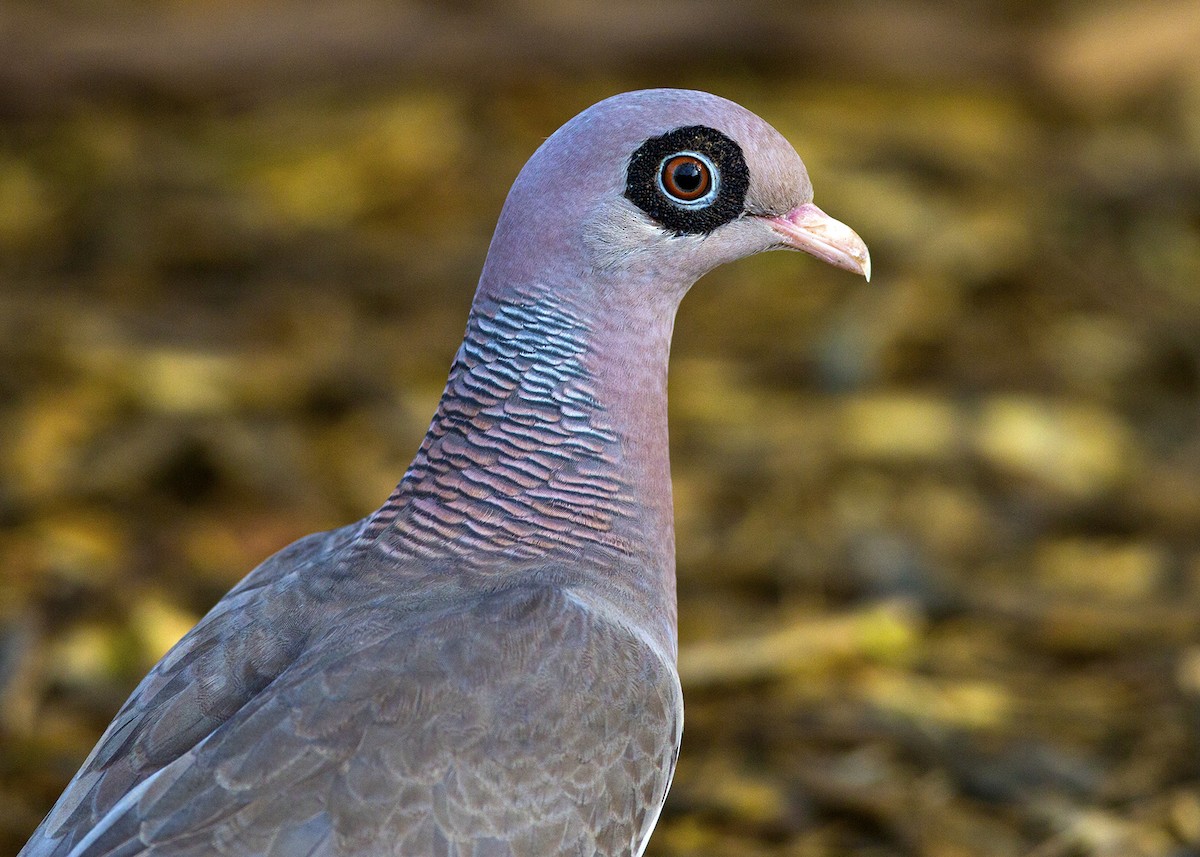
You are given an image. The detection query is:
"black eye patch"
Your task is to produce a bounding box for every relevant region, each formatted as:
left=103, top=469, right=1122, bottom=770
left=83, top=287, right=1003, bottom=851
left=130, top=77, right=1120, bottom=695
left=624, top=125, right=750, bottom=236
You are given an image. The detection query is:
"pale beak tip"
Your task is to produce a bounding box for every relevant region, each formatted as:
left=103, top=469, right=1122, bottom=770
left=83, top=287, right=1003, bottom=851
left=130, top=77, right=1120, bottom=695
left=768, top=202, right=872, bottom=283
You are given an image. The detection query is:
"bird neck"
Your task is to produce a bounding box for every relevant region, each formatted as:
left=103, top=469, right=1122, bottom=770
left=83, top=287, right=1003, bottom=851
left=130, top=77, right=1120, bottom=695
left=366, top=280, right=680, bottom=646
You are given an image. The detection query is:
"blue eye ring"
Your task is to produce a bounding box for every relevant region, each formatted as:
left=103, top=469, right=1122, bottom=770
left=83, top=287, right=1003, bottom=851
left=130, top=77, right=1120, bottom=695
left=657, top=151, right=719, bottom=208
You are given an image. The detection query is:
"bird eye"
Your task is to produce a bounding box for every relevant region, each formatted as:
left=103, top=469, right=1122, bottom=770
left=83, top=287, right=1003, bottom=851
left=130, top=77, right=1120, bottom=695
left=658, top=152, right=718, bottom=206
left=626, top=126, right=747, bottom=235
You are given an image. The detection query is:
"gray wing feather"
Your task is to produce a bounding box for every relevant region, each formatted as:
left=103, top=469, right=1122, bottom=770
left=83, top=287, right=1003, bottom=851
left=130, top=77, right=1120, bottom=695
left=24, top=562, right=680, bottom=857
left=20, top=523, right=362, bottom=857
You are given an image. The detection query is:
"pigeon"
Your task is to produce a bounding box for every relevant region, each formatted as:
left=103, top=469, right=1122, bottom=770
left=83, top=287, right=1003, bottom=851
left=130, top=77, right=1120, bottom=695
left=20, top=88, right=869, bottom=857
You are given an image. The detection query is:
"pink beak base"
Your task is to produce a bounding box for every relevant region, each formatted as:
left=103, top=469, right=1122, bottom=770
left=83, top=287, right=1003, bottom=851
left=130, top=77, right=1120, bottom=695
left=765, top=202, right=871, bottom=281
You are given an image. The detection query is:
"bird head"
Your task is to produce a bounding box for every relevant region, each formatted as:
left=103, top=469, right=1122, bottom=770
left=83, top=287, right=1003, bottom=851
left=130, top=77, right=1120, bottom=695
left=480, top=89, right=870, bottom=305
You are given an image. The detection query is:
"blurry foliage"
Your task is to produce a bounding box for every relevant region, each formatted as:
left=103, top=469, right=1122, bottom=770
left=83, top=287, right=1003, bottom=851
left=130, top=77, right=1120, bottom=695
left=2, top=1, right=1200, bottom=856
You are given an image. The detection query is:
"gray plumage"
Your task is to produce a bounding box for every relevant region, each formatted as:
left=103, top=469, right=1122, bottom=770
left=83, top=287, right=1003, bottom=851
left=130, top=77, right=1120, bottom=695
left=20, top=89, right=868, bottom=857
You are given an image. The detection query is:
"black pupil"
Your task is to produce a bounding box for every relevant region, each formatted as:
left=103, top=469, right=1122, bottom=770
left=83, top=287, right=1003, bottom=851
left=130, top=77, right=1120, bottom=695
left=672, top=161, right=703, bottom=193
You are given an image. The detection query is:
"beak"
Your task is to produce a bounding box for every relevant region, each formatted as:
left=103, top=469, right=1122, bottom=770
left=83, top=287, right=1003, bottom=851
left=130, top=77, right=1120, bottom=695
left=765, top=202, right=871, bottom=281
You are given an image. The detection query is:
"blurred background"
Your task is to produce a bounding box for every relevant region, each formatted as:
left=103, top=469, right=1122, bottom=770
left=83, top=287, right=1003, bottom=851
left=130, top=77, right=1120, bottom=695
left=2, top=1, right=1200, bottom=854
